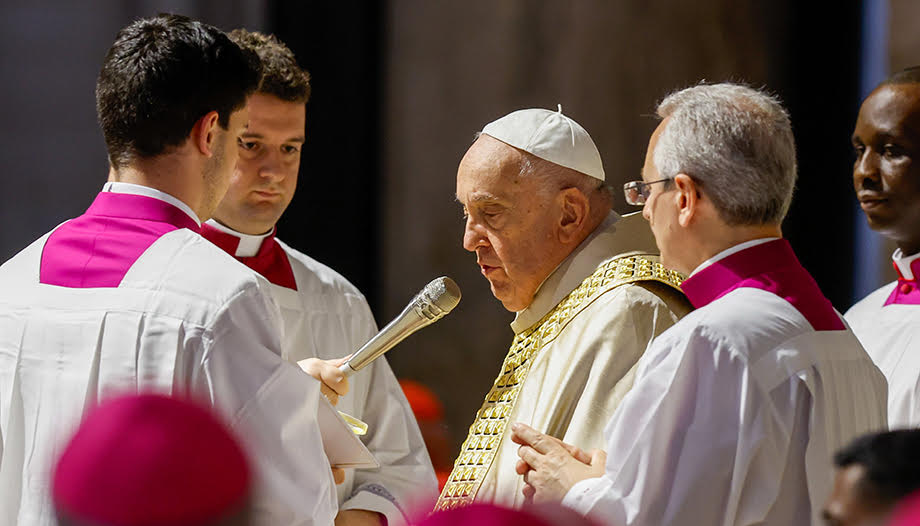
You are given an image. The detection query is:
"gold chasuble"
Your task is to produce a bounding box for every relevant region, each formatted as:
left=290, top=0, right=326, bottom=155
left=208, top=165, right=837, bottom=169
left=435, top=212, right=693, bottom=510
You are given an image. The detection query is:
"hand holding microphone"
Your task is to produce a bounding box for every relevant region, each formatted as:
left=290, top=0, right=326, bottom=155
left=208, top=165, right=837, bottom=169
left=339, top=276, right=461, bottom=377
left=298, top=276, right=461, bottom=404
left=297, top=357, right=350, bottom=405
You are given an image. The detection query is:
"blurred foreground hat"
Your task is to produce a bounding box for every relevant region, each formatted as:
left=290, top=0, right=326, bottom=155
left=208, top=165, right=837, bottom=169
left=413, top=502, right=600, bottom=526
left=53, top=394, right=251, bottom=526
left=481, top=105, right=605, bottom=181
left=891, top=490, right=920, bottom=526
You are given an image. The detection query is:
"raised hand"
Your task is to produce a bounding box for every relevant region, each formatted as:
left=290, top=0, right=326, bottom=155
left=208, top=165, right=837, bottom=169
left=510, top=422, right=606, bottom=503
left=298, top=357, right=350, bottom=405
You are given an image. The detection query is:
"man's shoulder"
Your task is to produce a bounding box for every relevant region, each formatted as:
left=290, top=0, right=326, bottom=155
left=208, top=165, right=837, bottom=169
left=0, top=229, right=53, bottom=280
left=671, top=288, right=858, bottom=363
left=125, top=229, right=272, bottom=306
left=687, top=287, right=809, bottom=337
left=586, top=278, right=689, bottom=314
left=845, top=281, right=899, bottom=322
left=0, top=228, right=277, bottom=331
left=549, top=268, right=690, bottom=344
left=575, top=252, right=689, bottom=315
left=275, top=238, right=366, bottom=300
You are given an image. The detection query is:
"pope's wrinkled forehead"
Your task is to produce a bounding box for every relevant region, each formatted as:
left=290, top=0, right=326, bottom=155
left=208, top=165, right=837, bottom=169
left=455, top=135, right=530, bottom=200
left=463, top=134, right=525, bottom=167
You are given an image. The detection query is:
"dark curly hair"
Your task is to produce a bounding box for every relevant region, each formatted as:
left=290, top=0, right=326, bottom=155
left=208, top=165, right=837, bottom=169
left=228, top=29, right=311, bottom=104
left=95, top=14, right=260, bottom=168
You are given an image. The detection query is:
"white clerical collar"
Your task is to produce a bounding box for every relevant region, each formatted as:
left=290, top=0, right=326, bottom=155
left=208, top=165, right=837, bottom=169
left=204, top=219, right=273, bottom=257
left=102, top=182, right=201, bottom=227
left=509, top=211, right=665, bottom=334
left=689, top=237, right=780, bottom=277
left=893, top=248, right=920, bottom=280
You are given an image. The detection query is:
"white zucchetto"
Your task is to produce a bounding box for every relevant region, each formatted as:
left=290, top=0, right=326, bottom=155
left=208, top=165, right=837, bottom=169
left=481, top=105, right=605, bottom=181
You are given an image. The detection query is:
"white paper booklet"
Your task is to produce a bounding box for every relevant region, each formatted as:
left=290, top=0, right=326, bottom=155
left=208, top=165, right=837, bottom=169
left=317, top=395, right=379, bottom=469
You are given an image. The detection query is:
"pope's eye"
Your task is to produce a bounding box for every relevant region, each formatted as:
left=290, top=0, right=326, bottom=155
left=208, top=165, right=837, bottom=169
left=481, top=207, right=506, bottom=222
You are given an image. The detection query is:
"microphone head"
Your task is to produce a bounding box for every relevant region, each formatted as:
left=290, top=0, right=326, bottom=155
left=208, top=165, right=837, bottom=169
left=422, top=276, right=462, bottom=315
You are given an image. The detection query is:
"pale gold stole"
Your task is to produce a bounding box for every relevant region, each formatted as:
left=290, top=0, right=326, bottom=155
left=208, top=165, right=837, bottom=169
left=434, top=254, right=684, bottom=510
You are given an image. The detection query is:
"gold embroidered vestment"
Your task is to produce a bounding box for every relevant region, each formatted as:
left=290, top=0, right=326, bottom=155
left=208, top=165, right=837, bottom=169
left=435, top=255, right=684, bottom=510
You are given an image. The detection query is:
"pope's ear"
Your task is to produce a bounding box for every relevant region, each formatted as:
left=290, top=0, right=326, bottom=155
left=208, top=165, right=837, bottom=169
left=673, top=173, right=698, bottom=227
left=191, top=111, right=221, bottom=157
left=557, top=187, right=590, bottom=243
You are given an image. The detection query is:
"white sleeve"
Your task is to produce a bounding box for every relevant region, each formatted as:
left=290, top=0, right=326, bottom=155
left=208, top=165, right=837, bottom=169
left=563, top=326, right=803, bottom=526
left=340, top=294, right=438, bottom=524
left=203, top=283, right=338, bottom=526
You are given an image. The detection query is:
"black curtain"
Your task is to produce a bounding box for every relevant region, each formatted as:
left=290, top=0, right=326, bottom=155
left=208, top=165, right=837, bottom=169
left=764, top=0, right=862, bottom=310
left=267, top=2, right=384, bottom=313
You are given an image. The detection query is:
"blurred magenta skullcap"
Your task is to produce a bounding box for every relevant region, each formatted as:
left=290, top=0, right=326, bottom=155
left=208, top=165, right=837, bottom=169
left=891, top=490, right=920, bottom=526
left=414, top=502, right=600, bottom=526
left=52, top=393, right=251, bottom=526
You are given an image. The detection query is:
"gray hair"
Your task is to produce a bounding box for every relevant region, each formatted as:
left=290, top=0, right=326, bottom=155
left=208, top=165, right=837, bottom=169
left=653, top=83, right=797, bottom=225
left=518, top=152, right=614, bottom=209
left=518, top=152, right=605, bottom=191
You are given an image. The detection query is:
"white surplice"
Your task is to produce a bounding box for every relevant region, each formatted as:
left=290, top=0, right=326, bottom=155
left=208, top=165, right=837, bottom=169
left=202, top=220, right=438, bottom=523
left=562, top=238, right=888, bottom=526
left=0, top=186, right=337, bottom=526
left=846, top=249, right=920, bottom=428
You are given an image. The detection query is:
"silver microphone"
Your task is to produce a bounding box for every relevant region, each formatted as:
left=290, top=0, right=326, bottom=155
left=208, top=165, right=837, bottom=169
left=339, top=276, right=461, bottom=377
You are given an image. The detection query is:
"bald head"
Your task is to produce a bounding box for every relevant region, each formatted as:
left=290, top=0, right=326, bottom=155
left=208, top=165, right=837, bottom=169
left=457, top=135, right=610, bottom=311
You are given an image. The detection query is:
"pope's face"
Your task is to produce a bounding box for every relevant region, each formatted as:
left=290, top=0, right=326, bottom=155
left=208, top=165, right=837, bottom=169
left=852, top=83, right=920, bottom=253
left=212, top=93, right=305, bottom=234
left=456, top=135, right=560, bottom=312
left=641, top=120, right=681, bottom=270
left=822, top=465, right=892, bottom=526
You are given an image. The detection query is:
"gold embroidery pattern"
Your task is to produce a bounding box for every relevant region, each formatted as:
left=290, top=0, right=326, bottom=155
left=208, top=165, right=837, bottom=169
left=434, top=255, right=683, bottom=510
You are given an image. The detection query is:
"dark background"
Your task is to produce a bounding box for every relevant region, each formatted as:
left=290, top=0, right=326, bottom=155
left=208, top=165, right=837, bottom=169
left=0, top=0, right=909, bottom=452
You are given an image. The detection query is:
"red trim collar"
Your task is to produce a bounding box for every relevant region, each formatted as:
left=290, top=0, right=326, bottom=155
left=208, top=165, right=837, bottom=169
left=200, top=224, right=298, bottom=290
left=680, top=239, right=844, bottom=331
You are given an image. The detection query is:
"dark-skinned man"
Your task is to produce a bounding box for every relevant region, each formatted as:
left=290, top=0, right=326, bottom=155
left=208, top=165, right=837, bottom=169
left=846, top=66, right=920, bottom=428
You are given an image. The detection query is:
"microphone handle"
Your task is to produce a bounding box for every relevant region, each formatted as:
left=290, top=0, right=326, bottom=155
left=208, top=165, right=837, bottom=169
left=338, top=302, right=430, bottom=377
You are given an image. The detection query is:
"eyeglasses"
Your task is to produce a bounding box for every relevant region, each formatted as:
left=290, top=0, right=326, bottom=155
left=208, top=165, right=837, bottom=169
left=623, top=178, right=672, bottom=206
